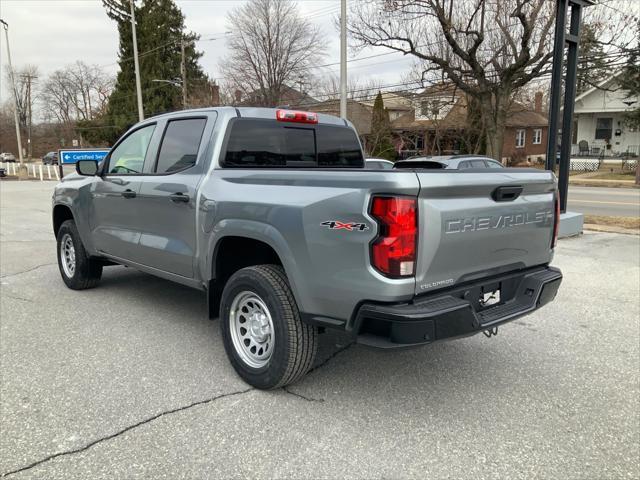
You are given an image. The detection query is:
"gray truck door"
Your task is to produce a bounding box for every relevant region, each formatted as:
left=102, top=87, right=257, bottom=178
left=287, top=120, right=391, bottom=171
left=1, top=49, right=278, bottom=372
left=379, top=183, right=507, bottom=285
left=134, top=116, right=211, bottom=278
left=90, top=123, right=158, bottom=261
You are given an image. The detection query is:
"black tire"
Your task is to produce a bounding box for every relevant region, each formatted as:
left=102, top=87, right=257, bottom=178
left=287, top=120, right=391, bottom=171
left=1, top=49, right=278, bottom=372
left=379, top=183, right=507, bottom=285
left=220, top=265, right=318, bottom=389
left=56, top=219, right=103, bottom=290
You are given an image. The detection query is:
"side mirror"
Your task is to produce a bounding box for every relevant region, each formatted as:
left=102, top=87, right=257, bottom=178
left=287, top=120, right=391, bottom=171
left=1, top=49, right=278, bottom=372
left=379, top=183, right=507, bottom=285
left=76, top=160, right=99, bottom=176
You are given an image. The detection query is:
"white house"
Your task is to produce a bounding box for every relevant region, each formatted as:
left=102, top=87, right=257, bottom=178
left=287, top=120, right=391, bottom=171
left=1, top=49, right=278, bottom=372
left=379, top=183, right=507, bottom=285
left=573, top=72, right=639, bottom=157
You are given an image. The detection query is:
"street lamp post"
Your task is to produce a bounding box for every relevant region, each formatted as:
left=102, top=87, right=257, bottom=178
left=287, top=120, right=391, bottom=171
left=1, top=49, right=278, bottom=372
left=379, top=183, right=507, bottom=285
left=0, top=19, right=25, bottom=173
left=339, top=0, right=347, bottom=119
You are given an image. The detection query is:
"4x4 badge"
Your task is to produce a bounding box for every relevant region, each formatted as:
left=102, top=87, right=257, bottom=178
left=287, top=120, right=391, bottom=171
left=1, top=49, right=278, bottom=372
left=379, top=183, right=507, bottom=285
left=321, top=221, right=369, bottom=231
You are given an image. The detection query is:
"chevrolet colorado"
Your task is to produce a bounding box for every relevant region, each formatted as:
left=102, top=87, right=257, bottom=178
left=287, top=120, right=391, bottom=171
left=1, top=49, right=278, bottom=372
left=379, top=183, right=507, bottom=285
left=52, top=107, right=562, bottom=389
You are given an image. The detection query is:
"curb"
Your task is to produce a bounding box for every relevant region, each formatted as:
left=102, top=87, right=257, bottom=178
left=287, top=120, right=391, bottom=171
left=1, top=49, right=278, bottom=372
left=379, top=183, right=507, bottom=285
left=569, top=180, right=639, bottom=189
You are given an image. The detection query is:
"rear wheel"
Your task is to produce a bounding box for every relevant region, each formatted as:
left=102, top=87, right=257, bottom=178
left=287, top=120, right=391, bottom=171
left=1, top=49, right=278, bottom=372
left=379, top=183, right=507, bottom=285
left=220, top=265, right=317, bottom=389
left=56, top=219, right=103, bottom=290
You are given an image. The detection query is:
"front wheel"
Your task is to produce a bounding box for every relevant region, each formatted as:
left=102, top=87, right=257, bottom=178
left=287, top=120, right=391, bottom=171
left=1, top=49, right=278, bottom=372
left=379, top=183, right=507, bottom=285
left=56, top=219, right=103, bottom=290
left=220, top=265, right=317, bottom=389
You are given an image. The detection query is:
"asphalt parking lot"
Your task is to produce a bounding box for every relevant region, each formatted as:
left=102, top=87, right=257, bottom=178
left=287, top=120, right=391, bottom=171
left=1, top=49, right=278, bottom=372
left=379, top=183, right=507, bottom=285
left=1, top=181, right=639, bottom=479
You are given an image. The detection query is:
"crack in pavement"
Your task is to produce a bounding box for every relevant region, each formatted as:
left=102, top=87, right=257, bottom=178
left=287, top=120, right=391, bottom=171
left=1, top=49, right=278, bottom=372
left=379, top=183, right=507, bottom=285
left=0, top=263, right=56, bottom=279
left=282, top=386, right=325, bottom=402
left=307, top=342, right=355, bottom=375
left=2, top=342, right=354, bottom=477
left=1, top=294, right=33, bottom=303
left=1, top=388, right=254, bottom=478
left=281, top=342, right=356, bottom=402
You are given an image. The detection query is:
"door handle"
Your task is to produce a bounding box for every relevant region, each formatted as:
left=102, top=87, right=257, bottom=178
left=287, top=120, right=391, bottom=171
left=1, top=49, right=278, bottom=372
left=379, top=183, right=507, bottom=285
left=121, top=189, right=136, bottom=199
left=169, top=192, right=190, bottom=203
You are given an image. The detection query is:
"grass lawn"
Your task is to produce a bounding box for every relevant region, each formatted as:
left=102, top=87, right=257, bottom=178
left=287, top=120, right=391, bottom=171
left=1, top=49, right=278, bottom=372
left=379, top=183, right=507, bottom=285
left=584, top=215, right=640, bottom=230
left=586, top=171, right=637, bottom=181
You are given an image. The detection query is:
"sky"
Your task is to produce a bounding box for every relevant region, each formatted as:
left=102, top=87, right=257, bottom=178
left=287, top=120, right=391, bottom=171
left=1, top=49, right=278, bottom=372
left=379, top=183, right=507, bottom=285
left=0, top=0, right=416, bottom=110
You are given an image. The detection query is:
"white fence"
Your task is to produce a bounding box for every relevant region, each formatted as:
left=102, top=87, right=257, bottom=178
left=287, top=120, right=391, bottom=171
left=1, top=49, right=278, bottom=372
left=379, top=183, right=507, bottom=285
left=0, top=162, right=60, bottom=181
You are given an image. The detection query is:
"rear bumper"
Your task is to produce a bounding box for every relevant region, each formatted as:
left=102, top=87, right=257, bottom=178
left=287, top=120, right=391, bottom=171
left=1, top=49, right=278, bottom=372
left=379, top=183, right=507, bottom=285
left=353, top=266, right=562, bottom=348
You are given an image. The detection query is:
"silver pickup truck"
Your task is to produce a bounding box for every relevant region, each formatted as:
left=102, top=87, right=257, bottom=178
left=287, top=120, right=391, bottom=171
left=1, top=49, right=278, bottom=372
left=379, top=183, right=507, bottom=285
left=52, top=107, right=562, bottom=389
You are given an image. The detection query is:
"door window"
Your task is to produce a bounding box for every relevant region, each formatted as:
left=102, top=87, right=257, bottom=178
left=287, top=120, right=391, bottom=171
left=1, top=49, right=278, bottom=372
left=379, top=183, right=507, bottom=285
left=155, top=118, right=207, bottom=173
left=107, top=124, right=156, bottom=174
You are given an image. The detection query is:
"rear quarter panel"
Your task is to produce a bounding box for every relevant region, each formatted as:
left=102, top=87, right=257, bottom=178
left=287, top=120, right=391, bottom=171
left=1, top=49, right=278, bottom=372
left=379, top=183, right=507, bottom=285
left=200, top=169, right=421, bottom=323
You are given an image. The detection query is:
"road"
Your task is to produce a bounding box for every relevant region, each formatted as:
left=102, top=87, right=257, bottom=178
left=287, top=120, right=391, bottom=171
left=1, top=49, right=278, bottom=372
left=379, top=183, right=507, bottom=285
left=1, top=181, right=639, bottom=479
left=567, top=185, right=640, bottom=217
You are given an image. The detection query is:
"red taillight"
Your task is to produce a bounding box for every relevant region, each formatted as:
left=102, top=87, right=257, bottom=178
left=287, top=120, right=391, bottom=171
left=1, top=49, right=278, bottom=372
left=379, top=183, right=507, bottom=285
left=370, top=196, right=417, bottom=278
left=552, top=192, right=560, bottom=248
left=276, top=109, right=318, bottom=124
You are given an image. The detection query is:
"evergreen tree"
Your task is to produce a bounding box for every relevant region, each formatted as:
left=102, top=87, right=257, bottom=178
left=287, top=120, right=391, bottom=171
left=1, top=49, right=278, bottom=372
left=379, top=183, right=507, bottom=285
left=98, top=0, right=207, bottom=142
left=369, top=92, right=396, bottom=161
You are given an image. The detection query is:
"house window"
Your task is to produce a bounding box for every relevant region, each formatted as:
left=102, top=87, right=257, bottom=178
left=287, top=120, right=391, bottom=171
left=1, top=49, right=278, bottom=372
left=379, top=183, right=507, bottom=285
left=532, top=128, right=542, bottom=145
left=595, top=118, right=613, bottom=140
left=515, top=129, right=526, bottom=148
left=420, top=100, right=441, bottom=118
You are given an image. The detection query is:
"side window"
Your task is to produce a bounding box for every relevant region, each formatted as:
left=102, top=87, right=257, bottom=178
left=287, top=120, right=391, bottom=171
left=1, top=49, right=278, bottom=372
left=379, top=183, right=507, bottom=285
left=470, top=160, right=487, bottom=168
left=486, top=160, right=503, bottom=168
left=155, top=118, right=207, bottom=173
left=107, top=124, right=156, bottom=174
left=458, top=161, right=471, bottom=169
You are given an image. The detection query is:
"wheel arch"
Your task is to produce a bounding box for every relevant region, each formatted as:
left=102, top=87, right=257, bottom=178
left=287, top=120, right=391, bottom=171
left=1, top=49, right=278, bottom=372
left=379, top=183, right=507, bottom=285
left=53, top=203, right=74, bottom=237
left=205, top=223, right=305, bottom=319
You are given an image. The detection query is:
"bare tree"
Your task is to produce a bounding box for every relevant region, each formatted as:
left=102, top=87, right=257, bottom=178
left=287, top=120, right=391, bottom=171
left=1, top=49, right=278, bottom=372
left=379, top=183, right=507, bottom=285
left=40, top=62, right=113, bottom=125
left=348, top=0, right=556, bottom=160
left=220, top=0, right=326, bottom=107
left=310, top=74, right=384, bottom=102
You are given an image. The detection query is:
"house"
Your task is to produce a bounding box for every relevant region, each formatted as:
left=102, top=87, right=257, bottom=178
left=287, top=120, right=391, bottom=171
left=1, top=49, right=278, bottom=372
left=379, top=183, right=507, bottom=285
left=572, top=72, right=639, bottom=157
left=361, top=91, right=413, bottom=121
left=302, top=99, right=373, bottom=148
left=390, top=85, right=549, bottom=162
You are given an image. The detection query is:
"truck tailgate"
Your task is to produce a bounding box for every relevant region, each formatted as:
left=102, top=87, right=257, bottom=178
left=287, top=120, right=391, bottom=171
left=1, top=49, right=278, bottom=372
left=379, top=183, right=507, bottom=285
left=414, top=170, right=557, bottom=296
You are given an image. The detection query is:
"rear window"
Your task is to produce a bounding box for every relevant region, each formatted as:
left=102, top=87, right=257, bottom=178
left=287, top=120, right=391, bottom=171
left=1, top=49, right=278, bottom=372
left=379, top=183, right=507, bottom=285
left=222, top=119, right=363, bottom=168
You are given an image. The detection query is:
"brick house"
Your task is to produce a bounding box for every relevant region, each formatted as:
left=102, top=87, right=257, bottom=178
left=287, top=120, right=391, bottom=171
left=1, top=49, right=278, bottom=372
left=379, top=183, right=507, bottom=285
left=390, top=86, right=549, bottom=162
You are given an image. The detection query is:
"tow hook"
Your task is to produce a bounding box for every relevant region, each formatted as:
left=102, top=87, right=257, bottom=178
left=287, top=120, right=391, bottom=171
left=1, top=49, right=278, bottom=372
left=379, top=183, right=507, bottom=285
left=483, top=327, right=499, bottom=338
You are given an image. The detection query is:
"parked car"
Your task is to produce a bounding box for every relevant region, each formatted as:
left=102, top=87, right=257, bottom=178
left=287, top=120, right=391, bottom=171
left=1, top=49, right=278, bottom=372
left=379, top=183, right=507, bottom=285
left=52, top=107, right=562, bottom=389
left=365, top=158, right=394, bottom=169
left=0, top=167, right=6, bottom=177
left=0, top=152, right=16, bottom=163
left=394, top=155, right=504, bottom=169
left=42, top=152, right=59, bottom=165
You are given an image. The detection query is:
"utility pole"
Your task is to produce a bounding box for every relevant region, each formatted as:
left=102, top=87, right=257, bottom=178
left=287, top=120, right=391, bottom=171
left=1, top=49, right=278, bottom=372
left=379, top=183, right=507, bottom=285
left=339, top=0, right=347, bottom=119
left=0, top=19, right=25, bottom=170
left=180, top=38, right=187, bottom=108
left=130, top=0, right=144, bottom=121
left=21, top=73, right=37, bottom=159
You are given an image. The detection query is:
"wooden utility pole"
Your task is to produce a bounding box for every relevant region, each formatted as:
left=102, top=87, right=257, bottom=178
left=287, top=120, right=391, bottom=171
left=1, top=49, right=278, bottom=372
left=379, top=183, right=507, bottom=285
left=21, top=73, right=37, bottom=159
left=180, top=38, right=187, bottom=108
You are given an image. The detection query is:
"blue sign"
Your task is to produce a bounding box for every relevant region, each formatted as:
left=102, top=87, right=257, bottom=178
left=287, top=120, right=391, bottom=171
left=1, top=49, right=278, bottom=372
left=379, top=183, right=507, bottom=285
left=59, top=149, right=110, bottom=165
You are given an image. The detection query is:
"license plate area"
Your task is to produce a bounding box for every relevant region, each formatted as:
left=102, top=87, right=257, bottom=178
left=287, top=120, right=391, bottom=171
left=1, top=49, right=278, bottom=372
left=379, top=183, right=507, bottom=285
left=479, top=281, right=501, bottom=309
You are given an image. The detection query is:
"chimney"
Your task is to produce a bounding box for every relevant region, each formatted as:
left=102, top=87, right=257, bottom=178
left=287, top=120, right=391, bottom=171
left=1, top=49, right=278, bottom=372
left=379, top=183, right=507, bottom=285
left=534, top=91, right=543, bottom=113
left=234, top=90, right=242, bottom=104
left=211, top=83, right=220, bottom=106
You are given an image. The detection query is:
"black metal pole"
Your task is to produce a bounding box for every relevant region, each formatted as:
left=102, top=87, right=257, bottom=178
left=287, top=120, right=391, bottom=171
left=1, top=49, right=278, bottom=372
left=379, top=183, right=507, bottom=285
left=559, top=3, right=583, bottom=213
left=545, top=0, right=567, bottom=172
